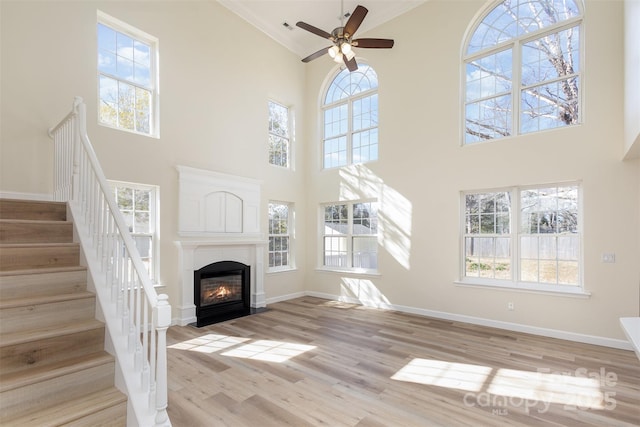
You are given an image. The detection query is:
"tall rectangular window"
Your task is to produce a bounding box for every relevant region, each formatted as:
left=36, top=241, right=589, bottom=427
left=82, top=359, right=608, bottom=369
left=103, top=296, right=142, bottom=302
left=98, top=12, right=158, bottom=137
left=268, top=101, right=290, bottom=168
left=462, top=184, right=581, bottom=290
left=268, top=202, right=293, bottom=270
left=519, top=186, right=580, bottom=285
left=110, top=181, right=160, bottom=284
left=464, top=191, right=512, bottom=280
left=322, top=201, right=378, bottom=271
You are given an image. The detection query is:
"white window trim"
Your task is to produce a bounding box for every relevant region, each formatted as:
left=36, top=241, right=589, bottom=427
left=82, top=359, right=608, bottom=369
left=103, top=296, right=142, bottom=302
left=268, top=99, right=293, bottom=170
left=459, top=183, right=586, bottom=296
left=322, top=88, right=378, bottom=169
left=318, top=200, right=379, bottom=274
left=97, top=11, right=160, bottom=138
left=109, top=180, right=161, bottom=285
left=461, top=3, right=584, bottom=145
left=268, top=201, right=295, bottom=272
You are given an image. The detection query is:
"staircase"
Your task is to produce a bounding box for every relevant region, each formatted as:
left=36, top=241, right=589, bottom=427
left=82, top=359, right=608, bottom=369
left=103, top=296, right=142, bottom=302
left=0, top=198, right=127, bottom=426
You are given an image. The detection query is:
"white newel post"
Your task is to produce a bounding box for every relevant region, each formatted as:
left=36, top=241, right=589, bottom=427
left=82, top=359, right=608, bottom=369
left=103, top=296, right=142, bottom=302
left=154, top=294, right=171, bottom=426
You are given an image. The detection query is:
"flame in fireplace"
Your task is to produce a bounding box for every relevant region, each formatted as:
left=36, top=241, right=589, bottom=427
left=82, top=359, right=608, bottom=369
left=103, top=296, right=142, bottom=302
left=210, top=285, right=231, bottom=300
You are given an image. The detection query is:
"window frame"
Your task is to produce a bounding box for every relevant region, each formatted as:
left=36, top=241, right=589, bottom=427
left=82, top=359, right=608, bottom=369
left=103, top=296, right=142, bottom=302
left=321, top=64, right=379, bottom=169
left=268, top=100, right=292, bottom=169
left=268, top=201, right=295, bottom=272
left=459, top=183, right=586, bottom=296
left=462, top=1, right=583, bottom=145
left=109, top=180, right=160, bottom=285
left=97, top=11, right=159, bottom=138
left=320, top=200, right=379, bottom=273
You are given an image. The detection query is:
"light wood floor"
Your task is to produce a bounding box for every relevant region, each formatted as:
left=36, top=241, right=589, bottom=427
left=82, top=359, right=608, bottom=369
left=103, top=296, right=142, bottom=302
left=166, top=297, right=640, bottom=426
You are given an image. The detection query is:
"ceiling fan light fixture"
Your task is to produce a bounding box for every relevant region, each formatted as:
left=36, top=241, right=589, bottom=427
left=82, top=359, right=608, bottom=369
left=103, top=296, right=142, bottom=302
left=344, top=49, right=356, bottom=61
left=333, top=51, right=344, bottom=63
left=341, top=42, right=352, bottom=55
left=328, top=45, right=340, bottom=59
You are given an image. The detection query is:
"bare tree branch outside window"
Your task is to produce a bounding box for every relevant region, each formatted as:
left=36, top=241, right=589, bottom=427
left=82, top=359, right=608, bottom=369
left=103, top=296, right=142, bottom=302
left=464, top=0, right=581, bottom=143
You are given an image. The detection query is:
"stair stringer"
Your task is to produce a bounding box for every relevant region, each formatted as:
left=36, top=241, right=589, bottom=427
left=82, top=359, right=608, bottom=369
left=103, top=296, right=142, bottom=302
left=68, top=202, right=162, bottom=427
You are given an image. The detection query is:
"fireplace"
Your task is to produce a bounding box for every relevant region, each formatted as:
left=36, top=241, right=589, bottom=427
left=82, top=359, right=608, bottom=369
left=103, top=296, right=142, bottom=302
left=175, top=166, right=267, bottom=326
left=194, top=261, right=251, bottom=327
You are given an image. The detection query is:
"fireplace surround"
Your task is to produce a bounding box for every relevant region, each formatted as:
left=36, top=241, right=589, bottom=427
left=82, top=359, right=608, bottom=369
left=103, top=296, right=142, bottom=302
left=194, top=260, right=251, bottom=326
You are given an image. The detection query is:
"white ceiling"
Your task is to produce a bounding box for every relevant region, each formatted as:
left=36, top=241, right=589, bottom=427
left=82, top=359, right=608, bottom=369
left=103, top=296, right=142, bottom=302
left=217, top=0, right=426, bottom=59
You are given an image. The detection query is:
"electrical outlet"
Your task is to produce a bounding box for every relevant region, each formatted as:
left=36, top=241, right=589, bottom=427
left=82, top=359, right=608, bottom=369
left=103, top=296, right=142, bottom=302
left=601, top=253, right=616, bottom=263
left=507, top=302, right=514, bottom=311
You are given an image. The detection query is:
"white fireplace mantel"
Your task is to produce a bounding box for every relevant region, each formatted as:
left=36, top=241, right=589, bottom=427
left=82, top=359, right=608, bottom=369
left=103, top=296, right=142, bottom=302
left=174, top=166, right=267, bottom=326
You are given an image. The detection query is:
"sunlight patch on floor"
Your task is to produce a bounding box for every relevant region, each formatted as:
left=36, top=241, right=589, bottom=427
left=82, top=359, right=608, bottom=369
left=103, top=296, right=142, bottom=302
left=169, top=334, right=315, bottom=363
left=221, top=340, right=316, bottom=363
left=391, top=358, right=491, bottom=392
left=320, top=300, right=359, bottom=309
left=391, top=358, right=606, bottom=409
left=488, top=368, right=604, bottom=409
left=168, top=334, right=249, bottom=353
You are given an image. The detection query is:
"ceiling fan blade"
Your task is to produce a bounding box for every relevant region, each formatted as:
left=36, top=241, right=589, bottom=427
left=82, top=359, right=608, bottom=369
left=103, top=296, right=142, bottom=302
left=344, top=55, right=358, bottom=72
left=353, top=38, right=395, bottom=49
left=296, top=21, right=333, bottom=40
left=344, top=5, right=368, bottom=38
left=302, top=47, right=331, bottom=63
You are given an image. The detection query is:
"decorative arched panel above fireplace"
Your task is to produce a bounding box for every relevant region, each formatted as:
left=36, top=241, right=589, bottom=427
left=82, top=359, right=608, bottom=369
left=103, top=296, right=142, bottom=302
left=177, top=165, right=262, bottom=238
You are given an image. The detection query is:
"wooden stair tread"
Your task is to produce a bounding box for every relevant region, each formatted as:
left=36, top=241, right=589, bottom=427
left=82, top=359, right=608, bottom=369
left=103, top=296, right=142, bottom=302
left=0, top=242, right=79, bottom=249
left=0, top=351, right=113, bottom=392
left=0, top=319, right=104, bottom=347
left=0, top=218, right=72, bottom=225
left=0, top=291, right=94, bottom=309
left=0, top=265, right=86, bottom=277
left=1, top=387, right=126, bottom=427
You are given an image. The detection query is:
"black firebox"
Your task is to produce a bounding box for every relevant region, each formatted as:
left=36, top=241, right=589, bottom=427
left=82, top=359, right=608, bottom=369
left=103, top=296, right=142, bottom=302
left=194, top=261, right=251, bottom=327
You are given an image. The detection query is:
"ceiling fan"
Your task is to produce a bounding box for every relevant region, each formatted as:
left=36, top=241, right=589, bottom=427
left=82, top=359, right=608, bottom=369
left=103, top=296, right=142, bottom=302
left=296, top=3, right=394, bottom=72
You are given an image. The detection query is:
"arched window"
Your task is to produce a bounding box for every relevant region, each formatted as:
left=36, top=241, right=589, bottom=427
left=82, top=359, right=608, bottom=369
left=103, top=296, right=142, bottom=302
left=463, top=0, right=583, bottom=144
left=322, top=64, right=379, bottom=168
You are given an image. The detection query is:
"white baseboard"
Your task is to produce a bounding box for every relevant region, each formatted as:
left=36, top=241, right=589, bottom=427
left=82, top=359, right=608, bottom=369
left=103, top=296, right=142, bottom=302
left=266, top=291, right=306, bottom=305
left=0, top=191, right=53, bottom=201
left=285, top=292, right=634, bottom=351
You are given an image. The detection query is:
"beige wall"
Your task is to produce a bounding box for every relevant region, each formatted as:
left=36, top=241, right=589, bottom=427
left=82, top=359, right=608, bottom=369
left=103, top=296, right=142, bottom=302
left=1, top=0, right=638, bottom=342
left=303, top=0, right=639, bottom=341
left=0, top=0, right=309, bottom=319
